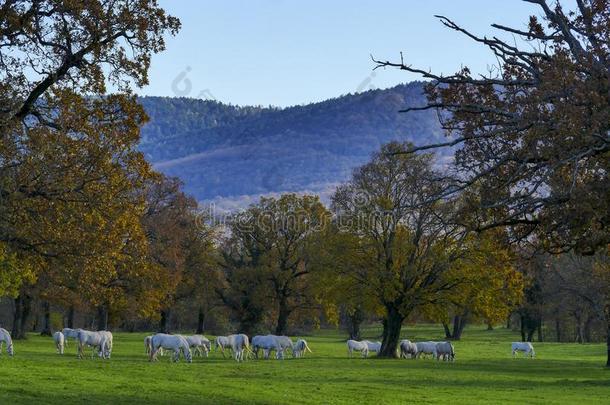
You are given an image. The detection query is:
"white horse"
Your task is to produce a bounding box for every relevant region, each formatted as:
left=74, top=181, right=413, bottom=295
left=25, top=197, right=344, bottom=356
left=415, top=342, right=438, bottom=359
left=62, top=327, right=80, bottom=343
left=275, top=335, right=294, bottom=357
left=145, top=335, right=166, bottom=356
left=364, top=340, right=381, bottom=354
left=347, top=340, right=369, bottom=358
left=252, top=335, right=284, bottom=359
left=150, top=334, right=192, bottom=363
left=436, top=341, right=455, bottom=361
left=53, top=331, right=65, bottom=355
left=77, top=330, right=112, bottom=359
left=145, top=335, right=152, bottom=354
left=227, top=334, right=250, bottom=362
left=399, top=339, right=418, bottom=359
left=512, top=342, right=535, bottom=358
left=184, top=335, right=210, bottom=357
left=292, top=338, right=312, bottom=358
left=0, top=327, right=14, bottom=357
left=215, top=336, right=231, bottom=358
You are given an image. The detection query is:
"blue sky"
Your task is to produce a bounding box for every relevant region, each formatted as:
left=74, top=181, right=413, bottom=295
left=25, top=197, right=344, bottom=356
left=140, top=0, right=547, bottom=106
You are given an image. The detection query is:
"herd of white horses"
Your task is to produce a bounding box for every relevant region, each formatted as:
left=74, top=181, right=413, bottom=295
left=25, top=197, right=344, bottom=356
left=0, top=327, right=536, bottom=362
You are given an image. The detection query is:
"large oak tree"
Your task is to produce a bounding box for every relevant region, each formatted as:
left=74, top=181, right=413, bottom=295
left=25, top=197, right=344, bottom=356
left=374, top=0, right=610, bottom=366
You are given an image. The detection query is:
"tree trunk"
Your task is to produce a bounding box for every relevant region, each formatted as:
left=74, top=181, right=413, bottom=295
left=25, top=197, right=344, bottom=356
left=346, top=307, right=364, bottom=340
left=575, top=314, right=583, bottom=343
left=40, top=301, right=52, bottom=336
left=379, top=306, right=403, bottom=358
left=12, top=293, right=32, bottom=339
left=196, top=306, right=205, bottom=334
left=555, top=318, right=562, bottom=342
left=537, top=317, right=543, bottom=342
left=96, top=305, right=108, bottom=331
left=442, top=322, right=452, bottom=339
left=604, top=304, right=610, bottom=367
left=159, top=309, right=170, bottom=334
left=584, top=315, right=594, bottom=343
left=66, top=306, right=74, bottom=328
left=486, top=322, right=494, bottom=331
left=506, top=314, right=511, bottom=329
left=452, top=314, right=468, bottom=340
left=275, top=298, right=291, bottom=335
left=604, top=302, right=609, bottom=367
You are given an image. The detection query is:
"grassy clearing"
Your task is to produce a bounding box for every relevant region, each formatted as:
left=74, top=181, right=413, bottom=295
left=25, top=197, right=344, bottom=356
left=0, top=324, right=608, bottom=404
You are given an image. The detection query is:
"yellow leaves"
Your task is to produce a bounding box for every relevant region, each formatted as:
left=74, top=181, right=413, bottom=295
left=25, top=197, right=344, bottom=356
left=0, top=244, right=36, bottom=298
left=443, top=231, right=524, bottom=323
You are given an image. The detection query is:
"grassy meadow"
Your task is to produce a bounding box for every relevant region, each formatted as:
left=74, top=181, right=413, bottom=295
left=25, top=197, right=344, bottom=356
left=0, top=324, right=608, bottom=404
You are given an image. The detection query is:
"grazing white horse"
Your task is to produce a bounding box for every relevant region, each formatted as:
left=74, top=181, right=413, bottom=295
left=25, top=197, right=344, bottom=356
left=435, top=341, right=455, bottom=361
left=292, top=338, right=312, bottom=358
left=215, top=336, right=232, bottom=358
left=227, top=334, right=250, bottom=362
left=399, top=339, right=418, bottom=359
left=0, top=327, right=14, bottom=357
left=512, top=342, right=535, bottom=358
left=53, top=331, right=65, bottom=355
left=184, top=335, right=210, bottom=357
left=150, top=334, right=192, bottom=363
left=252, top=335, right=284, bottom=359
left=145, top=335, right=152, bottom=354
left=62, top=327, right=80, bottom=343
left=364, top=341, right=381, bottom=354
left=145, top=335, right=165, bottom=356
left=347, top=340, right=369, bottom=358
left=77, top=330, right=112, bottom=359
left=415, top=342, right=439, bottom=359
left=275, top=335, right=294, bottom=357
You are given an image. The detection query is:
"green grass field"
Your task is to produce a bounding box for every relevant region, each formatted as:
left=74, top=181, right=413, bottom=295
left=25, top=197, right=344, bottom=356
left=0, top=324, right=608, bottom=404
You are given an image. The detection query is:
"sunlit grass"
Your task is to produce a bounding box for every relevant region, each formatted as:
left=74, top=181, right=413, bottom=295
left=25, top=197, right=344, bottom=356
left=0, top=324, right=607, bottom=404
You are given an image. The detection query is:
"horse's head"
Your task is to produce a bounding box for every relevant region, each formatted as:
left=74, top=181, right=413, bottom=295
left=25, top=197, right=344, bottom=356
left=7, top=343, right=14, bottom=356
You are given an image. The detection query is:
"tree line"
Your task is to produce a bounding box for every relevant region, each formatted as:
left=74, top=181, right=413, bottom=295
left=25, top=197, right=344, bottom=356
left=0, top=0, right=607, bottom=365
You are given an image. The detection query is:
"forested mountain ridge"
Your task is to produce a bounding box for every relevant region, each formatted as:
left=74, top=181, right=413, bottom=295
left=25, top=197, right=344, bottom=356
left=138, top=81, right=445, bottom=208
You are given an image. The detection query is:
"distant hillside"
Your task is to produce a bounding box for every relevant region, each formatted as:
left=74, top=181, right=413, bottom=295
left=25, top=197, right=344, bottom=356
left=138, top=82, right=445, bottom=209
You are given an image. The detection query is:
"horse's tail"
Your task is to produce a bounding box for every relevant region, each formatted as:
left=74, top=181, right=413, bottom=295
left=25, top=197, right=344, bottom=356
left=305, top=341, right=312, bottom=353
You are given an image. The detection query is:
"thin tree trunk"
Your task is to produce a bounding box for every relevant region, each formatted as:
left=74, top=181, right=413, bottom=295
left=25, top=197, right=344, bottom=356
left=379, top=306, right=403, bottom=358
left=604, top=304, right=610, bottom=367
left=555, top=318, right=562, bottom=342
left=442, top=322, right=452, bottom=339
left=526, top=330, right=533, bottom=342
left=40, top=301, right=52, bottom=336
left=196, top=306, right=205, bottom=334
left=506, top=314, right=511, bottom=329
left=275, top=298, right=291, bottom=335
left=96, top=305, right=108, bottom=331
left=606, top=320, right=610, bottom=368
left=452, top=313, right=468, bottom=340
left=12, top=293, right=32, bottom=339
left=346, top=307, right=364, bottom=340
left=537, top=317, right=543, bottom=342
left=67, top=306, right=74, bottom=328
left=584, top=315, right=594, bottom=343
left=159, top=309, right=170, bottom=334
left=604, top=303, right=609, bottom=367
left=575, top=314, right=583, bottom=343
